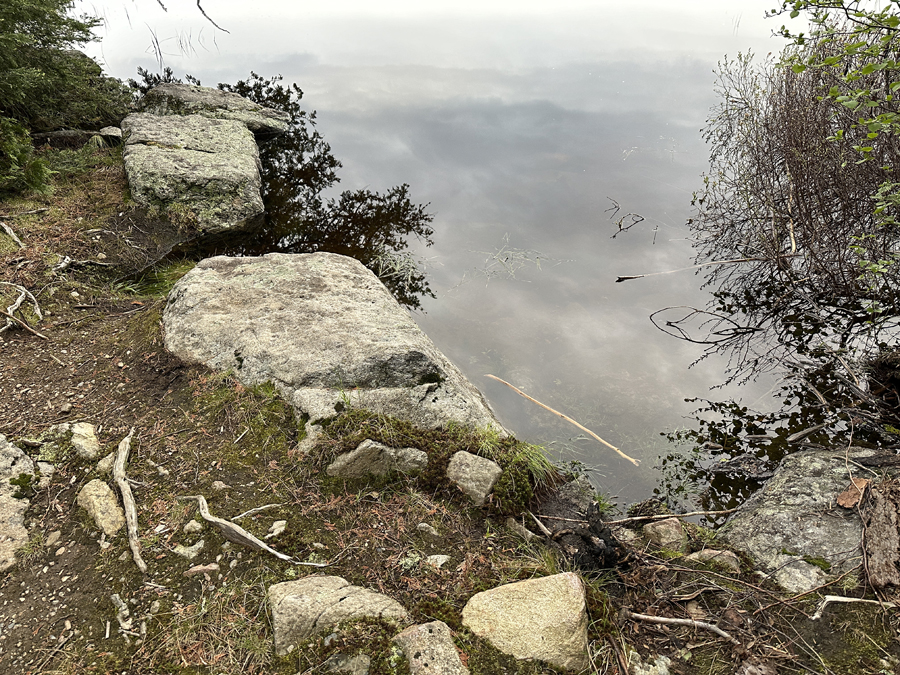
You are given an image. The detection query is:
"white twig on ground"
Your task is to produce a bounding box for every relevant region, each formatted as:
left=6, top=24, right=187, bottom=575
left=113, top=429, right=148, bottom=573
left=812, top=595, right=898, bottom=621
left=604, top=509, right=739, bottom=526
left=528, top=510, right=553, bottom=538
left=0, top=222, right=24, bottom=248
left=178, top=494, right=328, bottom=566
left=620, top=608, right=740, bottom=644
left=0, top=282, right=43, bottom=335
left=230, top=503, right=285, bottom=521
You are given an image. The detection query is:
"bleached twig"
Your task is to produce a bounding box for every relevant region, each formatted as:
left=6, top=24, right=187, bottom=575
left=486, top=374, right=640, bottom=466
left=231, top=503, right=285, bottom=521
left=113, top=429, right=148, bottom=573
left=0, top=222, right=24, bottom=248
left=811, top=595, right=897, bottom=621
left=178, top=495, right=327, bottom=566
left=620, top=608, right=740, bottom=644
left=604, top=509, right=738, bottom=526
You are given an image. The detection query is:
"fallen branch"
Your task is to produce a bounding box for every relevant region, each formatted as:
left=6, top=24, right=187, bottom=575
left=528, top=510, right=553, bottom=538
left=811, top=595, right=897, bottom=621
left=0, top=310, right=48, bottom=339
left=0, top=282, right=43, bottom=335
left=0, top=207, right=48, bottom=219
left=178, top=495, right=328, bottom=566
left=0, top=222, right=24, bottom=248
left=113, top=429, right=148, bottom=573
left=615, top=255, right=799, bottom=283
left=485, top=374, right=640, bottom=466
left=620, top=608, right=740, bottom=644
left=231, top=502, right=285, bottom=521
left=604, top=508, right=738, bottom=526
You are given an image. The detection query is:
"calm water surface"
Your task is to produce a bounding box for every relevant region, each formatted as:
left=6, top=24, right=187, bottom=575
left=87, top=0, right=795, bottom=504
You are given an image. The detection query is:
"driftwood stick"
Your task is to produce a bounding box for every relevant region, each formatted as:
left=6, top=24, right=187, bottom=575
left=0, top=207, right=48, bottom=218
left=604, top=509, right=738, bottom=526
left=811, top=595, right=898, bottom=621
left=178, top=495, right=327, bottom=567
left=485, top=374, right=640, bottom=466
left=620, top=608, right=740, bottom=645
left=0, top=222, right=24, bottom=248
left=113, top=429, right=148, bottom=573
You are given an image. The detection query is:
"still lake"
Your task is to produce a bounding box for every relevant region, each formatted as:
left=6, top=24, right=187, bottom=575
left=86, top=0, right=795, bottom=504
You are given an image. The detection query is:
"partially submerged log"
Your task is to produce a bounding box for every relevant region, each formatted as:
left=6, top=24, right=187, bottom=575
left=861, top=479, right=900, bottom=589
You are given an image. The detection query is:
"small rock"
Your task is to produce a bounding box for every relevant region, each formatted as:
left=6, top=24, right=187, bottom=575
left=184, top=563, right=220, bottom=577
left=686, top=549, right=741, bottom=573
left=265, top=520, right=287, bottom=539
left=71, top=422, right=101, bottom=460
left=173, top=540, right=205, bottom=560
left=36, top=461, right=55, bottom=489
left=296, top=424, right=323, bottom=456
left=643, top=518, right=688, bottom=552
left=446, top=451, right=502, bottom=505
left=59, top=402, right=73, bottom=414
left=312, top=542, right=326, bottom=550
left=211, top=480, right=229, bottom=491
left=424, top=555, right=451, bottom=570
left=505, top=517, right=536, bottom=542
left=770, top=554, right=826, bottom=594
left=149, top=600, right=161, bottom=615
left=76, top=479, right=125, bottom=536
left=96, top=452, right=115, bottom=476
left=628, top=650, right=672, bottom=675
left=393, top=620, right=469, bottom=675
left=323, top=653, right=371, bottom=675
left=326, top=439, right=428, bottom=478
left=417, top=523, right=440, bottom=538
left=55, top=546, right=66, bottom=556
left=45, top=530, right=62, bottom=548
left=183, top=520, right=203, bottom=534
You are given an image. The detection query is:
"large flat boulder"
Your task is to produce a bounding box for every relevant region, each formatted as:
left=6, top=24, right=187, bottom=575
left=122, top=113, right=264, bottom=233
left=719, top=447, right=884, bottom=583
left=163, top=253, right=503, bottom=431
left=461, top=572, right=589, bottom=672
left=139, top=83, right=290, bottom=135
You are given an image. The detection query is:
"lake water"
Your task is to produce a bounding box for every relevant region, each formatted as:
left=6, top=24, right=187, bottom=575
left=84, top=0, right=798, bottom=505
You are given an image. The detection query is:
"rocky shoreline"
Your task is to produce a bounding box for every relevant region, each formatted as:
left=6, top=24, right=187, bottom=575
left=0, top=83, right=897, bottom=674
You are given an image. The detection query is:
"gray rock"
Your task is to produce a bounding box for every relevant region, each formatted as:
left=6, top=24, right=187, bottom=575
left=76, top=479, right=125, bottom=536
left=71, top=422, right=101, bottom=459
left=393, top=620, right=469, bottom=675
left=122, top=113, right=264, bottom=233
left=268, top=575, right=408, bottom=656
left=462, top=572, right=589, bottom=672
left=643, top=518, right=687, bottom=552
left=417, top=523, right=440, bottom=538
left=163, top=253, right=503, bottom=431
left=99, top=126, right=123, bottom=145
left=323, top=653, right=372, bottom=675
left=183, top=520, right=203, bottom=534
left=173, top=540, right=205, bottom=560
left=96, top=452, right=115, bottom=476
left=446, top=451, right=502, bottom=504
left=36, top=461, right=55, bottom=489
left=719, top=447, right=879, bottom=574
left=139, top=83, right=290, bottom=135
left=685, top=549, right=741, bottom=573
left=770, top=554, right=826, bottom=594
left=628, top=650, right=672, bottom=675
left=0, top=435, right=36, bottom=571
left=326, top=439, right=428, bottom=478
left=505, top=517, right=536, bottom=542
left=424, top=555, right=451, bottom=569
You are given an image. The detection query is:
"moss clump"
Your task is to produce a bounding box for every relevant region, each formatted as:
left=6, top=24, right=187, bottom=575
left=295, top=617, right=411, bottom=675
left=9, top=472, right=35, bottom=500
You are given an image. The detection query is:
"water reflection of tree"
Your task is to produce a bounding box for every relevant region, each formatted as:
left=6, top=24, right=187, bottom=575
left=657, top=41, right=900, bottom=512
left=220, top=73, right=436, bottom=310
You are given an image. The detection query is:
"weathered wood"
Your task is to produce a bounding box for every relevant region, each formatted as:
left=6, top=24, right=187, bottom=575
left=861, top=480, right=900, bottom=589
left=113, top=429, right=149, bottom=574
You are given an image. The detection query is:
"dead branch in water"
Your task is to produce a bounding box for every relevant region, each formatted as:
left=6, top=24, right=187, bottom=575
left=485, top=374, right=640, bottom=466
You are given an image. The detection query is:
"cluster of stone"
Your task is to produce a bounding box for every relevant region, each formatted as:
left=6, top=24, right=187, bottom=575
left=268, top=572, right=590, bottom=673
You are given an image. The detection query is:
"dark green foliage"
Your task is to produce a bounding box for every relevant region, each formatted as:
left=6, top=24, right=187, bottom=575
left=9, top=472, right=34, bottom=500
left=0, top=116, right=50, bottom=193
left=218, top=73, right=435, bottom=309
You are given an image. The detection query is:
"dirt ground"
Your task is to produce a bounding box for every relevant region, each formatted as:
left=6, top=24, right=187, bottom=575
left=1, top=147, right=899, bottom=675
